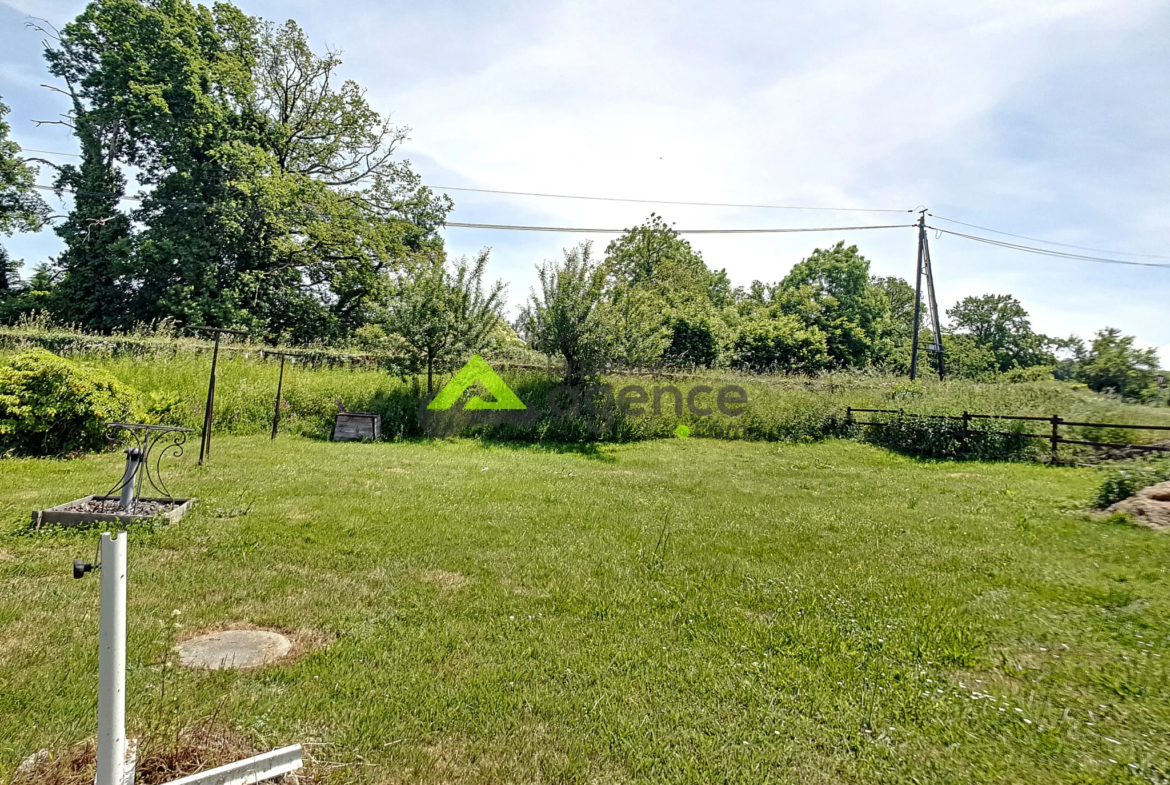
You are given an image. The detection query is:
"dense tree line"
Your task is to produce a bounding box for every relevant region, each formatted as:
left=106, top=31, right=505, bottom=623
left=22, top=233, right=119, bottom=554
left=518, top=218, right=1164, bottom=400
left=0, top=0, right=1162, bottom=401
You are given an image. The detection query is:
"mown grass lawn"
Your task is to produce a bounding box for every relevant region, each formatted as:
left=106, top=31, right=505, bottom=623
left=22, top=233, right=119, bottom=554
left=1, top=436, right=1167, bottom=784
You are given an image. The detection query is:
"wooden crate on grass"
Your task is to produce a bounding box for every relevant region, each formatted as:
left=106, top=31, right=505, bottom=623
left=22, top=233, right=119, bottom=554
left=332, top=412, right=381, bottom=441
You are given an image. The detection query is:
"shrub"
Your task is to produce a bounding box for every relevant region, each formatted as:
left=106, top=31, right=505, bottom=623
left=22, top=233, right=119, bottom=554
left=663, top=316, right=719, bottom=368
left=862, top=413, right=1032, bottom=461
left=1000, top=365, right=1055, bottom=383
left=0, top=348, right=138, bottom=455
left=732, top=315, right=829, bottom=373
left=1093, top=458, right=1170, bottom=508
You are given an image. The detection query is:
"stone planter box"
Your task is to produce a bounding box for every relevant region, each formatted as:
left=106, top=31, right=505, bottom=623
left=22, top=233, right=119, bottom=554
left=32, top=495, right=196, bottom=529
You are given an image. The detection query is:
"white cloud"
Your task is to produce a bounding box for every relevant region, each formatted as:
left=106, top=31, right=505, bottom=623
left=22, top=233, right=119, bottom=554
left=3, top=0, right=1167, bottom=346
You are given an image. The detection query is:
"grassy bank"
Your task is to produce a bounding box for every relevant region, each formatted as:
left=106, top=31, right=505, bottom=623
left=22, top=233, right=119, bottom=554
left=1, top=437, right=1167, bottom=783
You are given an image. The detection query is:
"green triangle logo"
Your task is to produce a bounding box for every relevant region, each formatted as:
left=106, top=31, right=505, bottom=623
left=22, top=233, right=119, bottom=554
left=427, top=355, right=527, bottom=411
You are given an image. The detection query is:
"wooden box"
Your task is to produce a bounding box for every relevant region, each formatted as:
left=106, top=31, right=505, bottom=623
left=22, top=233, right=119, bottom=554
left=332, top=412, right=381, bottom=441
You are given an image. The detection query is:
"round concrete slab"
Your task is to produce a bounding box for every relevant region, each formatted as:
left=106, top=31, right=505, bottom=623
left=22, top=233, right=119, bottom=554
left=177, top=629, right=291, bottom=670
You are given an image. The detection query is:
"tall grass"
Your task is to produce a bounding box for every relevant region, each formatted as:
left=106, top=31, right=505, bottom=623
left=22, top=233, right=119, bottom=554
left=4, top=322, right=1170, bottom=449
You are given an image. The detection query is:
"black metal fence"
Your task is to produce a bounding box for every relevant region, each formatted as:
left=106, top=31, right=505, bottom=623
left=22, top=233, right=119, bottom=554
left=846, top=407, right=1170, bottom=456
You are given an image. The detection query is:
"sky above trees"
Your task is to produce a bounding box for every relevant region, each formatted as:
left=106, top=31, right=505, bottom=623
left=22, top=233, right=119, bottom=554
left=1, top=0, right=1167, bottom=362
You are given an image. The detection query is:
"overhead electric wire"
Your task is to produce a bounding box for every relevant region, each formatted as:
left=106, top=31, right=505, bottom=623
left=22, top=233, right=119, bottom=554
left=445, top=221, right=914, bottom=234
left=929, top=226, right=1170, bottom=270
left=430, top=184, right=912, bottom=213
left=29, top=184, right=912, bottom=235
left=21, top=147, right=80, bottom=157
left=26, top=183, right=1170, bottom=266
left=930, top=213, right=1170, bottom=261
left=19, top=146, right=910, bottom=213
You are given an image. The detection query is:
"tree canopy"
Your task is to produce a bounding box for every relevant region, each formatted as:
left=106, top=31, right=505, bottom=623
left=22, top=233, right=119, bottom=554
left=38, top=0, right=449, bottom=340
left=0, top=96, right=50, bottom=294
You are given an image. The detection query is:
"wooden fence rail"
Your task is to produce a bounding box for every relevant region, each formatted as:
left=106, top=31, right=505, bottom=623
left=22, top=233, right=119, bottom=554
left=845, top=407, right=1170, bottom=456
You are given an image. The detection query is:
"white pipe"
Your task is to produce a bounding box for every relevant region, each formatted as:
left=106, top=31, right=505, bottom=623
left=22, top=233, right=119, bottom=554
left=96, top=532, right=128, bottom=785
left=163, top=745, right=303, bottom=785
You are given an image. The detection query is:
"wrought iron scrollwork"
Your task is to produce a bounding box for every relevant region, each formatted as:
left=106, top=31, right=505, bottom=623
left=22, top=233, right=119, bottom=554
left=103, top=422, right=193, bottom=512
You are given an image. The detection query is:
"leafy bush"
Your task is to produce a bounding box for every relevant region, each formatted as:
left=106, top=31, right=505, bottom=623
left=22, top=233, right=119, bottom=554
left=0, top=348, right=138, bottom=455
left=663, top=316, right=719, bottom=368
left=1000, top=365, right=1055, bottom=383
left=1093, top=458, right=1170, bottom=508
left=862, top=413, right=1032, bottom=461
left=732, top=315, right=829, bottom=373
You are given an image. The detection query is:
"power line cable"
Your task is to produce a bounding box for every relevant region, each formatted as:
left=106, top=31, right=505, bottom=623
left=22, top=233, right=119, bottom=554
left=30, top=183, right=913, bottom=235
left=20, top=147, right=911, bottom=213
left=446, top=221, right=913, bottom=234
left=930, top=213, right=1170, bottom=261
left=21, top=147, right=81, bottom=157
left=429, top=184, right=912, bottom=213
left=929, top=226, right=1170, bottom=270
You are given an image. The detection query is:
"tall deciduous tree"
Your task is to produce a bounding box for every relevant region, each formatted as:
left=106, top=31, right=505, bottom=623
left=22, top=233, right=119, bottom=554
left=1075, top=327, right=1160, bottom=399
left=0, top=97, right=49, bottom=294
left=42, top=1, right=449, bottom=338
left=777, top=242, right=886, bottom=367
left=946, top=294, right=1052, bottom=372
left=603, top=214, right=728, bottom=368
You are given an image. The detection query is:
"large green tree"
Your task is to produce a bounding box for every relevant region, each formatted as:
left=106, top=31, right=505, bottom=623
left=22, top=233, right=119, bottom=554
left=0, top=97, right=50, bottom=295
left=43, top=0, right=449, bottom=339
left=603, top=214, right=728, bottom=367
left=1075, top=327, right=1160, bottom=399
left=776, top=242, right=887, bottom=367
left=946, top=294, right=1052, bottom=372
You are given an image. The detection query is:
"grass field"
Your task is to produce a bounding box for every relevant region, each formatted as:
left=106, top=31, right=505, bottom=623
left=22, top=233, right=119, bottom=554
left=1, top=436, right=1168, bottom=784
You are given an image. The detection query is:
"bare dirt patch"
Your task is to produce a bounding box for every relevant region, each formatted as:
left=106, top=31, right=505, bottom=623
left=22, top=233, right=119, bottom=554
left=11, top=721, right=312, bottom=785
left=420, top=569, right=468, bottom=593
left=1105, top=480, right=1170, bottom=530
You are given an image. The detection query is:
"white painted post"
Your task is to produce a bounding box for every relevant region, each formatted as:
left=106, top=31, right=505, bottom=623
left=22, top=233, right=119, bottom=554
left=96, top=532, right=131, bottom=785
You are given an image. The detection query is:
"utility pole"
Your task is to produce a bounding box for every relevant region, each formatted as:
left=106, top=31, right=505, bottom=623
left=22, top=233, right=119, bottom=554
left=909, top=213, right=925, bottom=381
left=909, top=211, right=945, bottom=381
left=190, top=326, right=250, bottom=464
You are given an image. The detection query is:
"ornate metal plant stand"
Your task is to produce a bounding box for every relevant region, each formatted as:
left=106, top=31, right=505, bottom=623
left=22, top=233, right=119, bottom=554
left=31, top=423, right=197, bottom=529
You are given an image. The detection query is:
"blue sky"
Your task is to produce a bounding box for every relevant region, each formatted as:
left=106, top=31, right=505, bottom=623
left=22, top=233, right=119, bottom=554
left=2, top=0, right=1168, bottom=362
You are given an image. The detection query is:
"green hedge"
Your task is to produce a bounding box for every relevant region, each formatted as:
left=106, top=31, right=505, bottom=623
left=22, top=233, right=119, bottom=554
left=0, top=349, right=138, bottom=456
